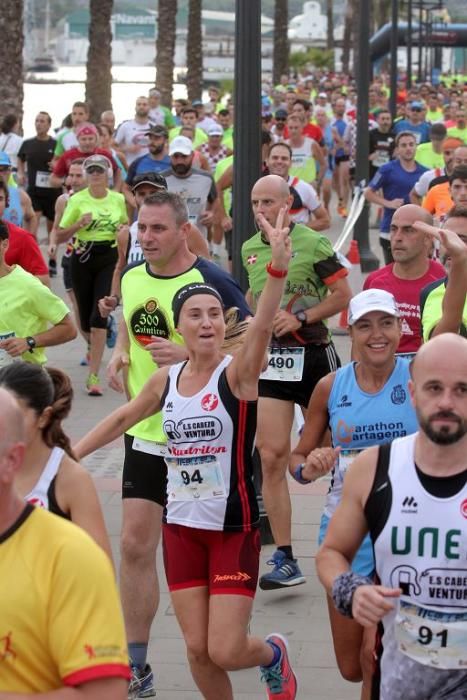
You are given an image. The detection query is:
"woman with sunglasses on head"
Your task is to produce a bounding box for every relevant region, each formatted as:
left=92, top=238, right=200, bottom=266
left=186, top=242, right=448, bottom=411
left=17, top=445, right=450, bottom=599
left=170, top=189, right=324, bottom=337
left=0, top=362, right=112, bottom=562
left=55, top=154, right=128, bottom=396
left=75, top=208, right=299, bottom=700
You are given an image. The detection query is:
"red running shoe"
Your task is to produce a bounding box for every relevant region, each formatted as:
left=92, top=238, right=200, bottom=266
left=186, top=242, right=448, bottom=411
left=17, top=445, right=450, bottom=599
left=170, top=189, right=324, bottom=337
left=260, top=633, right=297, bottom=699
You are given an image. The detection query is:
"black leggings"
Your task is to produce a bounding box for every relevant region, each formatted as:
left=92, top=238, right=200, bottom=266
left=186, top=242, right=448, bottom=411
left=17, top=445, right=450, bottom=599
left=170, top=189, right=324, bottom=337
left=70, top=243, right=117, bottom=332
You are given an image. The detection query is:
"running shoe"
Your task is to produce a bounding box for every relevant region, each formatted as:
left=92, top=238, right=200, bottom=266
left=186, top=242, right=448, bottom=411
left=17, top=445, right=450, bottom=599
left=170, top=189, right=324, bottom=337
left=259, top=550, right=306, bottom=590
left=337, top=205, right=348, bottom=218
left=48, top=258, right=57, bottom=277
left=261, top=633, right=297, bottom=699
left=128, top=664, right=156, bottom=698
left=86, top=373, right=103, bottom=397
left=80, top=346, right=91, bottom=366
left=106, top=314, right=117, bottom=348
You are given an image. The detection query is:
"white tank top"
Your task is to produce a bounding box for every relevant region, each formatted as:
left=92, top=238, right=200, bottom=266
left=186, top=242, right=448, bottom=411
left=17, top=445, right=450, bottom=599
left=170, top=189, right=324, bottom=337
left=372, top=433, right=467, bottom=699
left=25, top=447, right=64, bottom=510
left=161, top=355, right=259, bottom=531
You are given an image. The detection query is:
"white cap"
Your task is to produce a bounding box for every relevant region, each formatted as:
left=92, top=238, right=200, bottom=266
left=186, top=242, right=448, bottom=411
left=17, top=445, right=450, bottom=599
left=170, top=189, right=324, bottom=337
left=207, top=124, right=223, bottom=136
left=348, top=289, right=400, bottom=325
left=169, top=135, right=193, bottom=156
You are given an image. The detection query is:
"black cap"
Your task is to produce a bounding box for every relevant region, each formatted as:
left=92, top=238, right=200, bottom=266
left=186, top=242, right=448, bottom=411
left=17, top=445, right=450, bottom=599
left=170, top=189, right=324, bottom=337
left=145, top=124, right=169, bottom=138
left=131, top=171, right=168, bottom=191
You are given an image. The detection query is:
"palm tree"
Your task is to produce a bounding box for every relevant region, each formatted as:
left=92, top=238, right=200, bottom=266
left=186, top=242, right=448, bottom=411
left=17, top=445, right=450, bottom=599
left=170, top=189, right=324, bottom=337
left=273, top=0, right=289, bottom=85
left=0, top=2, right=24, bottom=128
left=85, top=0, right=113, bottom=124
left=156, top=0, right=178, bottom=108
left=186, top=0, right=203, bottom=103
left=341, top=0, right=356, bottom=75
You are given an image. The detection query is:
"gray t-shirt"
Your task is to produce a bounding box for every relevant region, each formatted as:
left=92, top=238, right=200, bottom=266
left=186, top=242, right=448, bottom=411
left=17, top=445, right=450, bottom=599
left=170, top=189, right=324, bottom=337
left=161, top=167, right=217, bottom=238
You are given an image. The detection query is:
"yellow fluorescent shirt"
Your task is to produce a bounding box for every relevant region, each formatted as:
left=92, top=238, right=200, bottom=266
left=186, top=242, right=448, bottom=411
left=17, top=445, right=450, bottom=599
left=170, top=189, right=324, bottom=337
left=0, top=506, right=130, bottom=693
left=59, top=188, right=127, bottom=244
left=0, top=265, right=70, bottom=364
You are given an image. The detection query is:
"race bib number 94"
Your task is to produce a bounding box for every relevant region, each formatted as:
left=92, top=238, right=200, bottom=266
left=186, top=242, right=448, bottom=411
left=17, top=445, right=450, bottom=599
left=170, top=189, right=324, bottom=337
left=261, top=347, right=304, bottom=382
left=395, top=598, right=467, bottom=670
left=165, top=455, right=226, bottom=502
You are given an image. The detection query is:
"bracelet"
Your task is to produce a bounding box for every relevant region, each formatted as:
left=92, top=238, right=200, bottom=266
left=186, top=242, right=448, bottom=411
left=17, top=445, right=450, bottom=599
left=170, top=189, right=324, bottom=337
left=331, top=571, right=373, bottom=618
left=292, top=463, right=312, bottom=485
left=112, top=295, right=120, bottom=307
left=266, top=262, right=288, bottom=278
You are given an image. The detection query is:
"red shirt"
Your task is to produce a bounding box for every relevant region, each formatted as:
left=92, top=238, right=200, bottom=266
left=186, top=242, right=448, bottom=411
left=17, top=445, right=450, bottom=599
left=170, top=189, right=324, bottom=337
left=4, top=221, right=48, bottom=276
left=283, top=123, right=323, bottom=143
left=53, top=147, right=119, bottom=178
left=363, top=259, right=446, bottom=353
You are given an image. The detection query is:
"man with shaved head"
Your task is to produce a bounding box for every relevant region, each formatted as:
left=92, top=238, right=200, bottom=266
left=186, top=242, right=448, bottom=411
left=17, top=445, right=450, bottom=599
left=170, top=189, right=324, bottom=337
left=0, top=387, right=130, bottom=697
left=242, top=174, right=351, bottom=589
left=316, top=333, right=467, bottom=700
left=363, top=204, right=446, bottom=354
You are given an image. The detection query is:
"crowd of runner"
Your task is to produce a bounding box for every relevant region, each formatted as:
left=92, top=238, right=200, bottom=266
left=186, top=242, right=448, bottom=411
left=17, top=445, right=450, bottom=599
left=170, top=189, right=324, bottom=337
left=0, top=69, right=466, bottom=700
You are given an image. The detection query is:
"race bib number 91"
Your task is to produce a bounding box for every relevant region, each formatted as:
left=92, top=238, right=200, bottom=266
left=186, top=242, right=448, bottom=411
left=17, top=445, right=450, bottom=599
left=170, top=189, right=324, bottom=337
left=395, top=598, right=467, bottom=670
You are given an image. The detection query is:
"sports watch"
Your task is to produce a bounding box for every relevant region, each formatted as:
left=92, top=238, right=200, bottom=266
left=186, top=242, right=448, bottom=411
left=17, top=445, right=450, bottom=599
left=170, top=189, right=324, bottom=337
left=26, top=336, right=36, bottom=353
left=294, top=310, right=307, bottom=327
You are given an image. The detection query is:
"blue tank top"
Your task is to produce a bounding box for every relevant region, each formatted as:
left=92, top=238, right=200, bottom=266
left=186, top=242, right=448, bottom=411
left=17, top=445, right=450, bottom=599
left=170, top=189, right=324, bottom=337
left=324, top=357, right=418, bottom=517
left=4, top=186, right=23, bottom=227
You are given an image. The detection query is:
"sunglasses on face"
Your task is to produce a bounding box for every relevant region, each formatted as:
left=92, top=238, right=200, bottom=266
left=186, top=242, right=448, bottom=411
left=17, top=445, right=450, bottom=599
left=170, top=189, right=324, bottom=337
left=86, top=166, right=105, bottom=174
left=275, top=118, right=287, bottom=122
left=0, top=166, right=10, bottom=172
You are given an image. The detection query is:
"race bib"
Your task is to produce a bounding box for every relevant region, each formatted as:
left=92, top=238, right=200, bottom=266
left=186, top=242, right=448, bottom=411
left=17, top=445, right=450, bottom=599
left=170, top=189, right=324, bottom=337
left=132, top=437, right=168, bottom=458
left=373, top=150, right=390, bottom=167
left=35, top=170, right=52, bottom=188
left=261, top=347, right=304, bottom=382
left=165, top=455, right=226, bottom=502
left=395, top=598, right=467, bottom=670
left=338, top=449, right=363, bottom=479
left=0, top=331, right=15, bottom=367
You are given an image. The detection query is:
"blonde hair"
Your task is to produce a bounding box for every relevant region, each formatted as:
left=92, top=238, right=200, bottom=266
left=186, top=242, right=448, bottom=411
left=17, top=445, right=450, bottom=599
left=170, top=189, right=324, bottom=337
left=221, top=308, right=250, bottom=355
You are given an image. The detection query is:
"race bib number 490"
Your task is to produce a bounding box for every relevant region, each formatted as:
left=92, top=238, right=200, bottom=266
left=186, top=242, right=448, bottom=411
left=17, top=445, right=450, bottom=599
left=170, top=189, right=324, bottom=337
left=395, top=598, right=467, bottom=670
left=261, top=347, right=304, bottom=382
left=165, top=455, right=226, bottom=502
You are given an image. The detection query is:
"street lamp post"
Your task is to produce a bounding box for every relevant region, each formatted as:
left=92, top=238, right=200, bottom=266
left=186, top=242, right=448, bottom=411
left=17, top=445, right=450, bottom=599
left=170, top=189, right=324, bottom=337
left=353, top=0, right=379, bottom=273
left=231, top=0, right=262, bottom=291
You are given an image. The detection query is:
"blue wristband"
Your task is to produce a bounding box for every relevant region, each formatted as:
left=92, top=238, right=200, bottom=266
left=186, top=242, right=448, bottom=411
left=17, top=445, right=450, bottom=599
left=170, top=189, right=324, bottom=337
left=293, top=463, right=312, bottom=485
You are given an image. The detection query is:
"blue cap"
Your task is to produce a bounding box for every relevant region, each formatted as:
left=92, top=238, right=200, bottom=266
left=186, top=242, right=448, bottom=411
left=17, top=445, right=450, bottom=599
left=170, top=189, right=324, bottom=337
left=410, top=100, right=424, bottom=110
left=0, top=151, right=11, bottom=166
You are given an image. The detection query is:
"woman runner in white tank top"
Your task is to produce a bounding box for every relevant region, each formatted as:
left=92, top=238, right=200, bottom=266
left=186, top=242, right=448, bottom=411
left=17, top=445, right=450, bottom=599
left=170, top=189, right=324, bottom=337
left=0, top=363, right=112, bottom=562
left=75, top=199, right=300, bottom=700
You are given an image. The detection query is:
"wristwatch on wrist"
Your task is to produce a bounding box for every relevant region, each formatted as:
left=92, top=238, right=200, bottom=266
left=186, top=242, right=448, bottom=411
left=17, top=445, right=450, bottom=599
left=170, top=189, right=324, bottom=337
left=294, top=310, right=307, bottom=327
left=26, top=336, right=36, bottom=353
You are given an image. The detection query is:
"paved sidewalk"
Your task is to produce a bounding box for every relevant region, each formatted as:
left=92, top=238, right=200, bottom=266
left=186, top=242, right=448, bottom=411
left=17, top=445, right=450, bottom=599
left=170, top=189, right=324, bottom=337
left=43, top=208, right=379, bottom=699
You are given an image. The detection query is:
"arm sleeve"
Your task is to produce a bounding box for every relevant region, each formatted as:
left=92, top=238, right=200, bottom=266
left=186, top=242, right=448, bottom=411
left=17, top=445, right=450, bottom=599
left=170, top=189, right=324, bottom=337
left=17, top=229, right=48, bottom=275
left=47, top=533, right=130, bottom=686
left=196, top=258, right=251, bottom=319
left=30, top=277, right=70, bottom=323
left=59, top=196, right=81, bottom=228
left=52, top=154, right=68, bottom=178
left=312, top=235, right=348, bottom=286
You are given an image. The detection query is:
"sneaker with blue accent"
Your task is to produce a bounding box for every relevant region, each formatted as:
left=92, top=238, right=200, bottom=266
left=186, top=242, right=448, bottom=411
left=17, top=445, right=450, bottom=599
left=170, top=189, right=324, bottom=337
left=128, top=663, right=156, bottom=698
left=106, top=314, right=117, bottom=348
left=260, top=633, right=297, bottom=699
left=259, top=550, right=306, bottom=590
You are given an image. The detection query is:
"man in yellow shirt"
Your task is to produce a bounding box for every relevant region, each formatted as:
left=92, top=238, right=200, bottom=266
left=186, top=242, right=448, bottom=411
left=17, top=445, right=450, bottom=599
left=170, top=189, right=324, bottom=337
left=447, top=107, right=467, bottom=143
left=0, top=387, right=130, bottom=697
left=0, top=222, right=76, bottom=365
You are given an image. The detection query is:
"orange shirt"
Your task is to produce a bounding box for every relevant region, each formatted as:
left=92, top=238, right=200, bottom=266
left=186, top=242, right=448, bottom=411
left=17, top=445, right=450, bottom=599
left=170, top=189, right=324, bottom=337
left=422, top=181, right=453, bottom=220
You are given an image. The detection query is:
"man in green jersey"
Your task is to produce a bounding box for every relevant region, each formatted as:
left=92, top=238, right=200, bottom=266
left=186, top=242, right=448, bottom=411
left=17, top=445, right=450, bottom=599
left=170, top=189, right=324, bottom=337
left=242, top=174, right=351, bottom=590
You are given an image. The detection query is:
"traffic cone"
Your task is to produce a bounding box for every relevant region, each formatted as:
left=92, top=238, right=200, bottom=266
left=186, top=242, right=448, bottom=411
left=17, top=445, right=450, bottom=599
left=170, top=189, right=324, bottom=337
left=334, top=240, right=361, bottom=335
